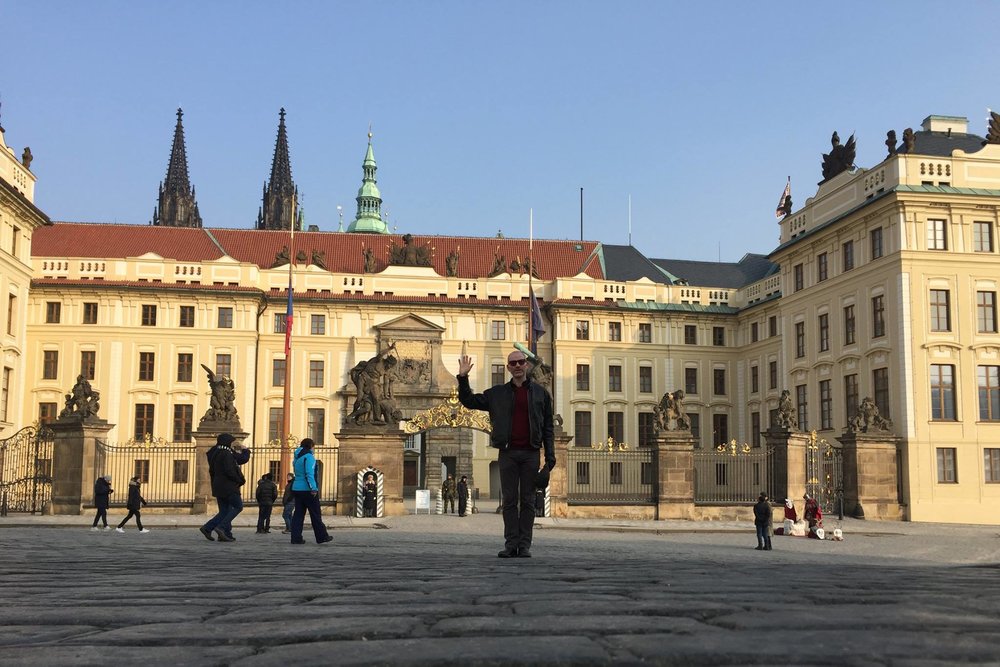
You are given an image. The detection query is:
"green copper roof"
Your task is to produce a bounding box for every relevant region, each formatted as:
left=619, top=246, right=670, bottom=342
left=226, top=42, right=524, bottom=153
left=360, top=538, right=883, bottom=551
left=347, top=134, right=388, bottom=234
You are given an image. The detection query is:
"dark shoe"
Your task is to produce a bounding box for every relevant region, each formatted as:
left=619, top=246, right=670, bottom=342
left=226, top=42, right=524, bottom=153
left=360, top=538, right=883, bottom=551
left=291, top=539, right=306, bottom=545
left=264, top=529, right=271, bottom=533
left=199, top=526, right=215, bottom=541
left=215, top=529, right=234, bottom=542
left=764, top=545, right=773, bottom=551
left=517, top=548, right=532, bottom=558
left=497, top=548, right=518, bottom=558
left=318, top=535, right=333, bottom=544
left=255, top=529, right=264, bottom=534
left=755, top=546, right=763, bottom=550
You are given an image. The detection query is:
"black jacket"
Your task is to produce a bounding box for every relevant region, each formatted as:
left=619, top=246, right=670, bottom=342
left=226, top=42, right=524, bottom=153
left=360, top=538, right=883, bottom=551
left=753, top=500, right=773, bottom=527
left=256, top=478, right=278, bottom=506
left=94, top=478, right=113, bottom=509
left=457, top=375, right=555, bottom=466
left=207, top=444, right=245, bottom=498
left=126, top=481, right=146, bottom=512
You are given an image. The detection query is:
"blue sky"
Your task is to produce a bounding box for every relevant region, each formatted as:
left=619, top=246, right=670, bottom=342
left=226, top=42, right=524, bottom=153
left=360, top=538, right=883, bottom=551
left=5, top=1, right=1000, bottom=261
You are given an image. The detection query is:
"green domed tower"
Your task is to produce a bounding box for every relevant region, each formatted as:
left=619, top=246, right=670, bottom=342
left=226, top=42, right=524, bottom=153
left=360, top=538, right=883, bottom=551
left=347, top=132, right=389, bottom=234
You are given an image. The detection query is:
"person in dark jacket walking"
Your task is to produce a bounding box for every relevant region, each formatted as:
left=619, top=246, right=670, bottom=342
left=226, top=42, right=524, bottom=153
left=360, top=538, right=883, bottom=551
left=91, top=475, right=113, bottom=530
left=753, top=492, right=773, bottom=550
left=290, top=439, right=333, bottom=544
left=199, top=433, right=246, bottom=543
left=255, top=473, right=278, bottom=533
left=457, top=350, right=555, bottom=558
left=457, top=475, right=469, bottom=517
left=281, top=472, right=295, bottom=534
left=115, top=477, right=149, bottom=533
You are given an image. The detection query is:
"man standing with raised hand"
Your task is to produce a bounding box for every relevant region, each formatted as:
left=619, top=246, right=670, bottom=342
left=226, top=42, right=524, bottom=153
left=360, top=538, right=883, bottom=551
left=457, top=350, right=555, bottom=558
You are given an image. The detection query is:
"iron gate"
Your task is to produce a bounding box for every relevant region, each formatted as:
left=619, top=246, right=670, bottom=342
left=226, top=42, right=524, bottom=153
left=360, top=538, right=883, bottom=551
left=805, top=431, right=843, bottom=515
left=0, top=424, right=54, bottom=514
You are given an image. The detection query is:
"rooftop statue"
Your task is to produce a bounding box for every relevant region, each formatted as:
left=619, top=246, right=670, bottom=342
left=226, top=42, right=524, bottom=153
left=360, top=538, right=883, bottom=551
left=885, top=130, right=898, bottom=157
left=389, top=234, right=432, bottom=267
left=21, top=146, right=33, bottom=170
left=445, top=247, right=460, bottom=277
left=362, top=246, right=376, bottom=273
left=311, top=249, right=327, bottom=270
left=821, top=131, right=856, bottom=181
left=986, top=111, right=1000, bottom=145
left=902, top=128, right=916, bottom=153
left=271, top=245, right=290, bottom=268
left=488, top=247, right=507, bottom=277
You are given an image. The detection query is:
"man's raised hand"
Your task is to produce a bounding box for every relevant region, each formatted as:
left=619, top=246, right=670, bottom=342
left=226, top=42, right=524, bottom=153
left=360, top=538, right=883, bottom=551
left=457, top=355, right=474, bottom=377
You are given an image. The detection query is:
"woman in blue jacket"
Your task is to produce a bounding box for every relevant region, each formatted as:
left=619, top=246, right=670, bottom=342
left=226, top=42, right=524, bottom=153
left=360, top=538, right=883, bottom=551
left=290, top=439, right=333, bottom=544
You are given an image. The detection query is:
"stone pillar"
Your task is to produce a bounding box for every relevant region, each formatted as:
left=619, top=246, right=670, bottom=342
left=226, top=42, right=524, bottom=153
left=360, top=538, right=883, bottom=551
left=335, top=426, right=407, bottom=516
left=191, top=425, right=247, bottom=515
left=763, top=428, right=810, bottom=504
left=49, top=418, right=114, bottom=515
left=654, top=430, right=697, bottom=520
left=836, top=431, right=901, bottom=520
left=546, top=429, right=573, bottom=518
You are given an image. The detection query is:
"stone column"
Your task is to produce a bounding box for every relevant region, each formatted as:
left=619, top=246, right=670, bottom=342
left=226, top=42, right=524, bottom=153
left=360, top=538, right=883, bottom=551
left=49, top=418, right=114, bottom=515
left=191, top=424, right=247, bottom=515
left=836, top=431, right=901, bottom=520
left=546, top=429, right=573, bottom=518
left=654, top=430, right=697, bottom=520
left=763, top=428, right=810, bottom=504
left=335, top=426, right=407, bottom=516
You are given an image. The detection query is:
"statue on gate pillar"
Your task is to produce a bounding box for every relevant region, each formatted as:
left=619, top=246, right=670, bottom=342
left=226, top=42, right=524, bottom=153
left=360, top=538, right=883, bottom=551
left=846, top=397, right=892, bottom=433
left=774, top=389, right=797, bottom=430
left=200, top=364, right=239, bottom=424
left=653, top=390, right=690, bottom=432
left=58, top=375, right=102, bottom=421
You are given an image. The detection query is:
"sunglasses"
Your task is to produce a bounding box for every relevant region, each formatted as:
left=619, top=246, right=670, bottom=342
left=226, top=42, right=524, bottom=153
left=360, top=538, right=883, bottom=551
left=507, top=359, right=528, bottom=366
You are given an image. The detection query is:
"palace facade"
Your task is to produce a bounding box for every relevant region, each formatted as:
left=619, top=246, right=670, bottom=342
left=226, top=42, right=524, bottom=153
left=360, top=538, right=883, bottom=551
left=2, top=108, right=999, bottom=524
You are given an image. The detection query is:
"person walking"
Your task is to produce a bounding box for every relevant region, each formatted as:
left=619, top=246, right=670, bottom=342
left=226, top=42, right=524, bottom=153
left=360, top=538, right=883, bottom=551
left=290, top=438, right=333, bottom=545
left=753, top=492, right=773, bottom=550
left=115, top=476, right=149, bottom=533
left=255, top=473, right=278, bottom=534
left=281, top=472, right=295, bottom=534
left=91, top=475, right=113, bottom=530
left=441, top=474, right=457, bottom=514
left=457, top=475, right=469, bottom=517
left=198, top=433, right=245, bottom=543
left=457, top=350, right=555, bottom=558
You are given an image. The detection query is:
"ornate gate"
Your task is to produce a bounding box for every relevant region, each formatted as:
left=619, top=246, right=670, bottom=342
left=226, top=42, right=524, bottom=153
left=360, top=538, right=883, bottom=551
left=0, top=424, right=54, bottom=515
left=805, top=431, right=843, bottom=515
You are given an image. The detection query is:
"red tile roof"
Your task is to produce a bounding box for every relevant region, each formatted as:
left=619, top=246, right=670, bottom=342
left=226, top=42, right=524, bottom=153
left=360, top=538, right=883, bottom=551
left=34, top=223, right=604, bottom=281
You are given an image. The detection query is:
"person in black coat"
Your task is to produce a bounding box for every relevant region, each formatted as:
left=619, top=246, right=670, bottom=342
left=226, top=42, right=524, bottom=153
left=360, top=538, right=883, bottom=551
left=115, top=477, right=148, bottom=533
left=198, top=433, right=246, bottom=543
left=255, top=473, right=278, bottom=533
left=92, top=475, right=113, bottom=530
left=753, top=492, right=773, bottom=551
left=362, top=474, right=378, bottom=517
left=457, top=475, right=469, bottom=517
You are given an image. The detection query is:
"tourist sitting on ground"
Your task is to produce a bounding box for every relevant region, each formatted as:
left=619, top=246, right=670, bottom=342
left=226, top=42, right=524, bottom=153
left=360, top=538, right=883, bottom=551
left=804, top=493, right=824, bottom=539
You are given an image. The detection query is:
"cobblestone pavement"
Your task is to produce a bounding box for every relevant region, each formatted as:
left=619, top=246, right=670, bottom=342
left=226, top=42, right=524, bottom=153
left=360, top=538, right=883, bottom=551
left=1, top=514, right=998, bottom=666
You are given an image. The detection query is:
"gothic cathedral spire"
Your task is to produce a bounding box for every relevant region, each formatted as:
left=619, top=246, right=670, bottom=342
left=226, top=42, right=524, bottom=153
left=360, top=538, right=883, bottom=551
left=256, top=108, right=300, bottom=231
left=152, top=108, right=202, bottom=228
left=347, top=130, right=388, bottom=234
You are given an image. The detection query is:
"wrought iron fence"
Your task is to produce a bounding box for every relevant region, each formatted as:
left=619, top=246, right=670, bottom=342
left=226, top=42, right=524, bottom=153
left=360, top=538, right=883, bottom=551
left=93, top=441, right=340, bottom=508
left=95, top=439, right=197, bottom=507
left=805, top=432, right=843, bottom=515
left=694, top=441, right=772, bottom=504
left=566, top=441, right=655, bottom=505
left=0, top=424, right=53, bottom=514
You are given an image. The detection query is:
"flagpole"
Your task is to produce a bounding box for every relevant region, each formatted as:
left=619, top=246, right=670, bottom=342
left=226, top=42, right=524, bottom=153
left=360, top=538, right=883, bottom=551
left=280, top=198, right=295, bottom=485
left=528, top=209, right=534, bottom=355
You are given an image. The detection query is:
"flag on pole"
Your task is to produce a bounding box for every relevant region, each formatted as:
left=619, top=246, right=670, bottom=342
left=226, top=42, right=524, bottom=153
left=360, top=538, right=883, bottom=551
left=529, top=290, right=545, bottom=356
left=775, top=177, right=791, bottom=219
left=284, top=275, right=293, bottom=356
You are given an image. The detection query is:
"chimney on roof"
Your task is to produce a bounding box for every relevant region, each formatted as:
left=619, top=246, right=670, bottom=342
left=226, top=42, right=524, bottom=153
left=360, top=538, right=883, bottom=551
left=308, top=224, right=319, bottom=232
left=921, top=115, right=968, bottom=134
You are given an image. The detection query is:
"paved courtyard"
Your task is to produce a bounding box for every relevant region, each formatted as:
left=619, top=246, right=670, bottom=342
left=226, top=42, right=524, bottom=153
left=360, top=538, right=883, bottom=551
left=0, top=513, right=998, bottom=666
